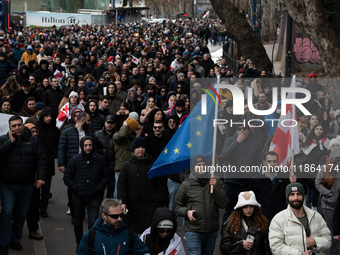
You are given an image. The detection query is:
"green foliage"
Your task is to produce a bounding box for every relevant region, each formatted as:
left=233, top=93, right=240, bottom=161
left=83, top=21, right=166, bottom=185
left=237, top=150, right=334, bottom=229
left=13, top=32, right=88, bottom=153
left=321, top=0, right=340, bottom=36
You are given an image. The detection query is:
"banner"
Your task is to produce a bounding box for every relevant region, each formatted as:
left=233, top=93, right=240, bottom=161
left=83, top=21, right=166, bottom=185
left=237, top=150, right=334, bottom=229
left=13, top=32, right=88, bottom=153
left=0, top=113, right=28, bottom=136
left=26, top=12, right=91, bottom=27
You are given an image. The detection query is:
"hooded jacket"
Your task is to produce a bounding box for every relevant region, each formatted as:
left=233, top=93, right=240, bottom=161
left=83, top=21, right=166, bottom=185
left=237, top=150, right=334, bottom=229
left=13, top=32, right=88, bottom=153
left=28, top=59, right=38, bottom=74
left=17, top=64, right=29, bottom=85
left=87, top=100, right=105, bottom=133
left=21, top=49, right=37, bottom=65
left=13, top=42, right=24, bottom=61
left=35, top=107, right=60, bottom=176
left=0, top=126, right=47, bottom=185
left=140, top=208, right=185, bottom=255
left=77, top=218, right=150, bottom=255
left=125, top=88, right=141, bottom=114
left=175, top=176, right=227, bottom=233
left=34, top=59, right=54, bottom=83
left=63, top=136, right=109, bottom=201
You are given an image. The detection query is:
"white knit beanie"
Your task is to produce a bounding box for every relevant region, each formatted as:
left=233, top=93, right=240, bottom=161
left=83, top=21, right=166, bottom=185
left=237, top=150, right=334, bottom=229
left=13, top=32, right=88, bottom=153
left=69, top=91, right=79, bottom=98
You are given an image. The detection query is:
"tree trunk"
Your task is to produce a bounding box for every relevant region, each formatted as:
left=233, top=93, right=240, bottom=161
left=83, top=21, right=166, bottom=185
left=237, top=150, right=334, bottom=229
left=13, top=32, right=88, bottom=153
left=210, top=0, right=273, bottom=71
left=280, top=0, right=340, bottom=108
left=261, top=0, right=278, bottom=42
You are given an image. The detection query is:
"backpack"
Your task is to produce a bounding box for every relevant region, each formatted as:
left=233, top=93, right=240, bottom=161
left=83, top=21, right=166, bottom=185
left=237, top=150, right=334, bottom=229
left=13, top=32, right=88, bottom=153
left=88, top=227, right=135, bottom=254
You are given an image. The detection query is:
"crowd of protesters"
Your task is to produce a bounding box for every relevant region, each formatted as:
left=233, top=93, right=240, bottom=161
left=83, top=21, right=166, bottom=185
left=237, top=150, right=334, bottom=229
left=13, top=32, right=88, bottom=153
left=0, top=17, right=339, bottom=255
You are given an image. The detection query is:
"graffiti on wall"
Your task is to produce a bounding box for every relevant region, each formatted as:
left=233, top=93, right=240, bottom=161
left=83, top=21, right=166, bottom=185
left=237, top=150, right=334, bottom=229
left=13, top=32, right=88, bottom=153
left=293, top=38, right=322, bottom=64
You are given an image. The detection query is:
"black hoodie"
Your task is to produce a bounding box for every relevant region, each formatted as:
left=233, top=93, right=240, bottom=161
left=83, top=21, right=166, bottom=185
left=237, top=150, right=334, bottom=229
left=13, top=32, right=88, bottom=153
left=143, top=208, right=177, bottom=255
left=35, top=107, right=61, bottom=176
left=34, top=59, right=54, bottom=83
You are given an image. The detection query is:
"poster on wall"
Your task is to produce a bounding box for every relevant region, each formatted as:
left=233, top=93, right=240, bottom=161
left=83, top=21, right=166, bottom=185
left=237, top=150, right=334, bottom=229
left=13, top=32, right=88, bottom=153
left=26, top=12, right=91, bottom=28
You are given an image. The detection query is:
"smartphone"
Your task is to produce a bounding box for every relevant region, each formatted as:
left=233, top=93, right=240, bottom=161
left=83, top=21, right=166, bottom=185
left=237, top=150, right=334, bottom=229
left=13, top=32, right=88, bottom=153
left=246, top=235, right=255, bottom=242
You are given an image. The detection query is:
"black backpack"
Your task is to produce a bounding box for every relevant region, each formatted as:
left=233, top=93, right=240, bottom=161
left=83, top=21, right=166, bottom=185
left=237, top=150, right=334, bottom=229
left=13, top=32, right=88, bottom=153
left=88, top=227, right=135, bottom=254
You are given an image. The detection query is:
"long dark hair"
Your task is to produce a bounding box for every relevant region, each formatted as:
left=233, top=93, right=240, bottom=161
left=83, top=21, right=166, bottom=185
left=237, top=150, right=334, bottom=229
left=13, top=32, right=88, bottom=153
left=304, top=124, right=326, bottom=147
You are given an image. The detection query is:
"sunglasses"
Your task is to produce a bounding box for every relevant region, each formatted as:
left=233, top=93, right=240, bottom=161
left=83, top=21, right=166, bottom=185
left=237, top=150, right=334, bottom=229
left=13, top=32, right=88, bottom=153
left=157, top=229, right=172, bottom=234
left=161, top=90, right=166, bottom=93
left=105, top=213, right=124, bottom=219
left=237, top=127, right=247, bottom=131
left=154, top=126, right=163, bottom=129
left=244, top=107, right=249, bottom=111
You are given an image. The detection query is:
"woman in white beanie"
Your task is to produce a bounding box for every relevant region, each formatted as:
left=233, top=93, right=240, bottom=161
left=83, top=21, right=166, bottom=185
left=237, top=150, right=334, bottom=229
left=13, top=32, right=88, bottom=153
left=220, top=191, right=271, bottom=255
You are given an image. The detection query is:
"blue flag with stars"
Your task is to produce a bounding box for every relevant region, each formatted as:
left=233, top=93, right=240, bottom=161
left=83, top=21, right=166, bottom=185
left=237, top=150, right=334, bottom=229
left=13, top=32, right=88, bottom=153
left=148, top=88, right=216, bottom=178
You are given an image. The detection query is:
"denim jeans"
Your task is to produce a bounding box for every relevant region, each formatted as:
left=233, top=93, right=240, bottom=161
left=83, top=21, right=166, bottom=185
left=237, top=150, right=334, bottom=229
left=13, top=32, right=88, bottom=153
left=40, top=175, right=52, bottom=213
left=113, top=171, right=120, bottom=199
left=308, top=187, right=319, bottom=207
left=0, top=184, right=34, bottom=245
left=167, top=179, right=182, bottom=211
left=185, top=231, right=218, bottom=255
left=73, top=195, right=101, bottom=244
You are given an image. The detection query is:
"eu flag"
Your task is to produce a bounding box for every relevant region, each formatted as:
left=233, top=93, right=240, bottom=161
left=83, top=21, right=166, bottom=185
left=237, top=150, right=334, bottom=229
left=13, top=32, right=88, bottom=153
left=148, top=87, right=217, bottom=178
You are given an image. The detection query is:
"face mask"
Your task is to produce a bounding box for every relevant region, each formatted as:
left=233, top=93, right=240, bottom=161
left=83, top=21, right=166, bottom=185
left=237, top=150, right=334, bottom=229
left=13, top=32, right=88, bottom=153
left=40, top=52, right=44, bottom=56
left=276, top=109, right=281, bottom=115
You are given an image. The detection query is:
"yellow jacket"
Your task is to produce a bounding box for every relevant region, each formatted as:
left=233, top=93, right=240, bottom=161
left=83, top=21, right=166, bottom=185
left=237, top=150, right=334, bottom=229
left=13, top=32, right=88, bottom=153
left=21, top=51, right=37, bottom=65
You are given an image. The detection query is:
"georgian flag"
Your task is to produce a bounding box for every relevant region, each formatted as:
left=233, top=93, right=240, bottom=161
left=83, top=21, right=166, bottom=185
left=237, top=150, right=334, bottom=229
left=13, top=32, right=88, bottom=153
left=54, top=69, right=63, bottom=83
left=269, top=75, right=300, bottom=167
left=203, top=10, right=209, bottom=18
left=131, top=55, right=140, bottom=65
left=56, top=102, right=85, bottom=129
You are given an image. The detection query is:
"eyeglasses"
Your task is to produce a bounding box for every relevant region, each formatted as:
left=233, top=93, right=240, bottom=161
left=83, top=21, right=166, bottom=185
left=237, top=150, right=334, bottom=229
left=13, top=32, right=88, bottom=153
left=153, top=126, right=163, bottom=129
left=244, top=107, right=249, bottom=111
left=105, top=213, right=124, bottom=219
left=157, top=229, right=172, bottom=234
left=237, top=127, right=247, bottom=131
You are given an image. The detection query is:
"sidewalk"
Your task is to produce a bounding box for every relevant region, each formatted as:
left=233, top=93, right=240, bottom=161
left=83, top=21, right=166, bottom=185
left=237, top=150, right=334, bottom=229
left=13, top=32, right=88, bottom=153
left=208, top=41, right=282, bottom=75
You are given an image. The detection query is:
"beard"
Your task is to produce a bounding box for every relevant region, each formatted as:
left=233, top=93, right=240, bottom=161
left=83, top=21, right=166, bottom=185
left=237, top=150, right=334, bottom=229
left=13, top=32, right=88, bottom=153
left=289, top=199, right=303, bottom=209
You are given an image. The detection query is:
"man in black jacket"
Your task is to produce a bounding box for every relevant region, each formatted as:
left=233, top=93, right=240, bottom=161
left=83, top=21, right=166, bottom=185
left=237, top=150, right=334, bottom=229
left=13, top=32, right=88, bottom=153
left=87, top=100, right=104, bottom=133
left=91, top=58, right=108, bottom=82
left=43, top=77, right=64, bottom=117
left=35, top=107, right=60, bottom=218
left=11, top=81, right=41, bottom=113
left=94, top=115, right=117, bottom=198
left=0, top=115, right=46, bottom=254
left=76, top=56, right=91, bottom=76
left=249, top=151, right=291, bottom=222
left=58, top=112, right=93, bottom=218
left=63, top=136, right=109, bottom=249
left=33, top=59, right=54, bottom=83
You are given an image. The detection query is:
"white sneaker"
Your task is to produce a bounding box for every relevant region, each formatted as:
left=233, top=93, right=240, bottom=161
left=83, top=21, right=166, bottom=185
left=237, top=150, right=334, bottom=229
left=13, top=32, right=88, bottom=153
left=67, top=208, right=71, bottom=215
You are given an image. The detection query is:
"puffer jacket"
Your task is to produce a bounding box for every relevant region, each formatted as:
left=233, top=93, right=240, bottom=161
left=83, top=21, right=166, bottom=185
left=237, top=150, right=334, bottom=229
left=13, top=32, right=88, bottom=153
left=88, top=111, right=104, bottom=134
left=63, top=143, right=109, bottom=202
left=77, top=218, right=150, bottom=255
left=16, top=64, right=29, bottom=85
left=269, top=205, right=331, bottom=255
left=94, top=127, right=116, bottom=174
left=222, top=132, right=263, bottom=187
left=117, top=154, right=166, bottom=234
left=174, top=177, right=227, bottom=233
left=112, top=125, right=133, bottom=171
left=220, top=218, right=271, bottom=255
left=0, top=57, right=17, bottom=85
left=21, top=50, right=37, bottom=66
left=0, top=126, right=47, bottom=184
left=58, top=126, right=93, bottom=167
left=315, top=171, right=340, bottom=210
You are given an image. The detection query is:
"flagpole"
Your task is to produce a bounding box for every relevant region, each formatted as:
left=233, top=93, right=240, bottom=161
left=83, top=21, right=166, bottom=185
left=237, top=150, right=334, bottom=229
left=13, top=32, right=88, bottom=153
left=290, top=75, right=296, bottom=178
left=211, top=76, right=220, bottom=193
